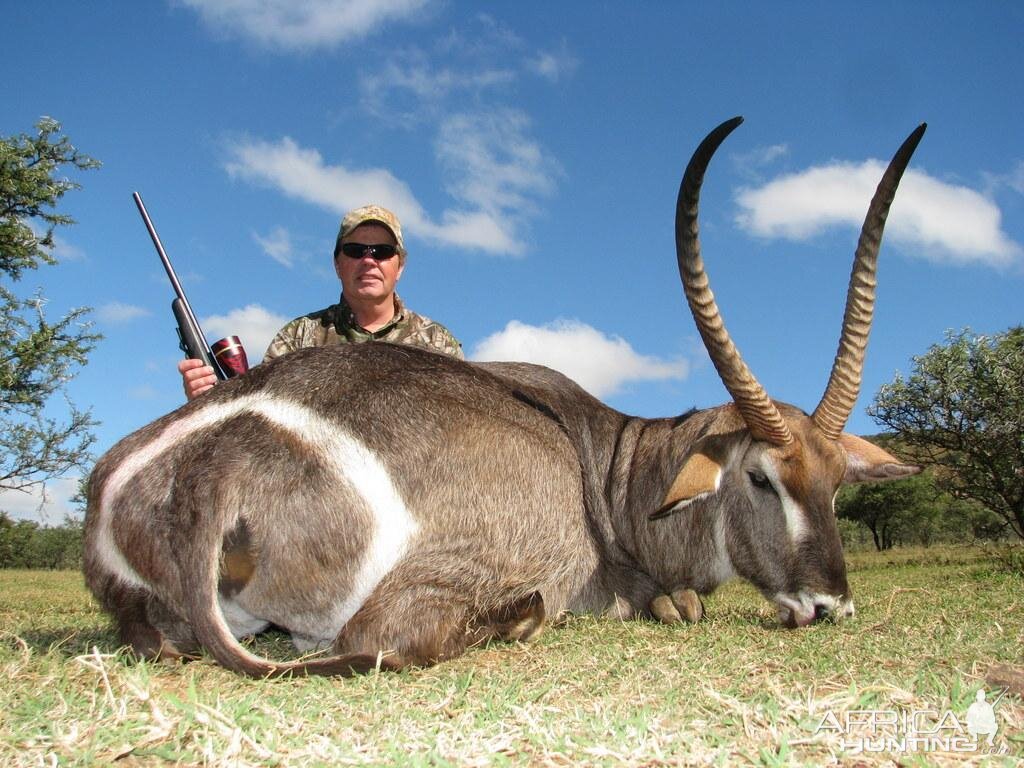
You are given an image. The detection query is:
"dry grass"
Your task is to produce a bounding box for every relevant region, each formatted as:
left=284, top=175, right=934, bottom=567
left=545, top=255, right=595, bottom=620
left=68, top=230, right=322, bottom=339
left=1, top=549, right=1021, bottom=766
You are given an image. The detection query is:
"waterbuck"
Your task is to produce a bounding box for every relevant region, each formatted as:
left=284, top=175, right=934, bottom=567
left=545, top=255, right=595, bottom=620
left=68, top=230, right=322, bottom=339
left=83, top=117, right=924, bottom=677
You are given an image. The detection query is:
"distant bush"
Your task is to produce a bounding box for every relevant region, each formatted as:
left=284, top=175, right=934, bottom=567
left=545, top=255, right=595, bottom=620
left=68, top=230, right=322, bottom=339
left=837, top=466, right=1003, bottom=550
left=0, top=512, right=83, bottom=569
left=987, top=545, right=1024, bottom=578
left=837, top=518, right=875, bottom=551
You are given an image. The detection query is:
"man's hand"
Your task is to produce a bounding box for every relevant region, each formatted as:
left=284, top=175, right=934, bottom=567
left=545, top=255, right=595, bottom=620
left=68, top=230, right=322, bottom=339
left=178, top=358, right=217, bottom=401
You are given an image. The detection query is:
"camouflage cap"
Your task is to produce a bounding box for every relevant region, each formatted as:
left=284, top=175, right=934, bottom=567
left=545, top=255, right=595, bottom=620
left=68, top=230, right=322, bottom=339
left=337, top=205, right=405, bottom=254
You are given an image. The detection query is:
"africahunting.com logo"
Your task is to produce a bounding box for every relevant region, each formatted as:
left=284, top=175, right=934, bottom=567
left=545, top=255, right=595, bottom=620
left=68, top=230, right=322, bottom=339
left=814, top=688, right=1010, bottom=756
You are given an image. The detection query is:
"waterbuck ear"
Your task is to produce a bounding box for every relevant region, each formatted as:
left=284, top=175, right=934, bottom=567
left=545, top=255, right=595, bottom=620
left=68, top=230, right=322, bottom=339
left=650, top=450, right=723, bottom=521
left=839, top=433, right=921, bottom=484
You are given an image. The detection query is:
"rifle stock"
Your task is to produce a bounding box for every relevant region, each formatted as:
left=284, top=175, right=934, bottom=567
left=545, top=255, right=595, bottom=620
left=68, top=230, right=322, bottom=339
left=172, top=298, right=220, bottom=374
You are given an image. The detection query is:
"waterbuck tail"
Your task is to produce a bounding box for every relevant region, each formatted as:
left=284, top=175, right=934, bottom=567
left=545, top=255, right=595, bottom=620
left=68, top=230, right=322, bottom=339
left=182, top=519, right=398, bottom=678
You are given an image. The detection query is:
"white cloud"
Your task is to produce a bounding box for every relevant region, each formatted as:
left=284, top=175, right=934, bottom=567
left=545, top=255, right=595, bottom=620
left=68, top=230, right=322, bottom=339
left=436, top=13, right=522, bottom=60
left=225, top=128, right=557, bottom=255
left=525, top=41, right=579, bottom=82
left=1010, top=161, right=1024, bottom=194
left=0, top=476, right=82, bottom=524
left=356, top=19, right=529, bottom=120
left=253, top=226, right=295, bottom=267
left=180, top=0, right=429, bottom=51
left=24, top=220, right=86, bottom=262
left=427, top=209, right=520, bottom=255
left=344, top=19, right=567, bottom=255
left=735, top=161, right=1021, bottom=268
left=225, top=134, right=430, bottom=229
left=52, top=232, right=86, bottom=261
left=732, top=144, right=789, bottom=181
left=360, top=59, right=515, bottom=119
left=984, top=160, right=1024, bottom=196
left=436, top=110, right=557, bottom=212
left=224, top=137, right=419, bottom=213
left=202, top=303, right=290, bottom=362
left=470, top=319, right=688, bottom=399
left=97, top=301, right=151, bottom=324
left=432, top=110, right=559, bottom=255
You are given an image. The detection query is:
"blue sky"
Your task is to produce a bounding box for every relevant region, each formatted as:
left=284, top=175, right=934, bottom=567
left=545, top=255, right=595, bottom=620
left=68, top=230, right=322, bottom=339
left=3, top=1, right=1022, bottom=522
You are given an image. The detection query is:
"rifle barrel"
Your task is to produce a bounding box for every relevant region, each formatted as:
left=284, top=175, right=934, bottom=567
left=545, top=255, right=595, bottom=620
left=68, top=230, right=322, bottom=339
left=133, top=192, right=225, bottom=378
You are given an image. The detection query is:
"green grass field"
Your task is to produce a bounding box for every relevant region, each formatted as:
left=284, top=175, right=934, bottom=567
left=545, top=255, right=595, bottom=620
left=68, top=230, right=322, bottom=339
left=1, top=548, right=1021, bottom=766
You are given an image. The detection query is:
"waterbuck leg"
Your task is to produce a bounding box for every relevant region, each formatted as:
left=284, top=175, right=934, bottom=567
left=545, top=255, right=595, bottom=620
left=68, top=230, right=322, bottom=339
left=333, top=584, right=482, bottom=669
left=93, top=577, right=193, bottom=661
left=108, top=580, right=164, bottom=659
left=469, top=591, right=546, bottom=646
left=335, top=586, right=545, bottom=668
left=144, top=594, right=201, bottom=659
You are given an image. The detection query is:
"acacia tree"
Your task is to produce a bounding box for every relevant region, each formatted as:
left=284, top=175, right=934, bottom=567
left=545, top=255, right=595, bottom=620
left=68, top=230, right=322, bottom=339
left=0, top=118, right=100, bottom=493
left=837, top=469, right=992, bottom=549
left=868, top=327, right=1024, bottom=539
left=836, top=478, right=914, bottom=551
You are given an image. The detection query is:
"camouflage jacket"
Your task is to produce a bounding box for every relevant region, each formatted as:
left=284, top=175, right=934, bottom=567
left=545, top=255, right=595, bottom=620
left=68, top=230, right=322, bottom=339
left=263, top=294, right=464, bottom=361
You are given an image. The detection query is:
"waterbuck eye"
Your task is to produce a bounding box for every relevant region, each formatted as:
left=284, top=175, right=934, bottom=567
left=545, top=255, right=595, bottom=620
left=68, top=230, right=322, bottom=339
left=747, top=470, right=772, bottom=490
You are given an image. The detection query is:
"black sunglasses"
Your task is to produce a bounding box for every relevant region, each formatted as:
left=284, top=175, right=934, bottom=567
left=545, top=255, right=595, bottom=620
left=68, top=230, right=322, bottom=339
left=340, top=242, right=399, bottom=261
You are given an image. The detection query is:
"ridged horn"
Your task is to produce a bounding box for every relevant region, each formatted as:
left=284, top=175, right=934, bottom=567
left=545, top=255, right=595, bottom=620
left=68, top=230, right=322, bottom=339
left=812, top=123, right=927, bottom=441
left=676, top=117, right=793, bottom=446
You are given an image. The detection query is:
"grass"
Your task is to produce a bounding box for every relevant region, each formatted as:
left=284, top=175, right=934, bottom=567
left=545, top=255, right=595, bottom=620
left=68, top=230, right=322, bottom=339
left=1, top=547, right=1021, bottom=766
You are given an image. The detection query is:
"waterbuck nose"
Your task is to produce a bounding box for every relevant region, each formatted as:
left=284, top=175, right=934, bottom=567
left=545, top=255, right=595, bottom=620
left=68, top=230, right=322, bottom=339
left=812, top=599, right=854, bottom=623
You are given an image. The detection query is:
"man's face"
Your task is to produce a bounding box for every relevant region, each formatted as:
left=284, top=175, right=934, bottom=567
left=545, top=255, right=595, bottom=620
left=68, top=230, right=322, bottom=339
left=334, top=222, right=405, bottom=303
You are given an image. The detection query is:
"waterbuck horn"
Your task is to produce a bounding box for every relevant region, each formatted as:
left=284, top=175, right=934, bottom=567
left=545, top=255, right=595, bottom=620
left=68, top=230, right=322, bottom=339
left=812, top=123, right=927, bottom=441
left=676, top=116, right=793, bottom=446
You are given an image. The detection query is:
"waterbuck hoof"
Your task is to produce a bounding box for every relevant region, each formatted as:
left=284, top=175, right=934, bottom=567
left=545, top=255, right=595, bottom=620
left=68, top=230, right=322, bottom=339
left=671, top=588, right=704, bottom=622
left=122, top=625, right=195, bottom=664
left=495, top=591, right=546, bottom=643
left=650, top=588, right=704, bottom=624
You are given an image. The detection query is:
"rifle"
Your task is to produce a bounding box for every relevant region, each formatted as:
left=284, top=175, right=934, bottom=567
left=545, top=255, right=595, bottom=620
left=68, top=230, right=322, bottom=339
left=133, top=192, right=247, bottom=380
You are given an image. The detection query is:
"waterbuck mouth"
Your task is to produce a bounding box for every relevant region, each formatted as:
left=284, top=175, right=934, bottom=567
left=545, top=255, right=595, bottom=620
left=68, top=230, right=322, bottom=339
left=774, top=593, right=855, bottom=629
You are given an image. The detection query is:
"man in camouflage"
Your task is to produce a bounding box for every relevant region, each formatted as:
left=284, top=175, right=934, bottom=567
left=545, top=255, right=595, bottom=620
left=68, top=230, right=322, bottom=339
left=262, top=293, right=461, bottom=361
left=179, top=204, right=462, bottom=400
